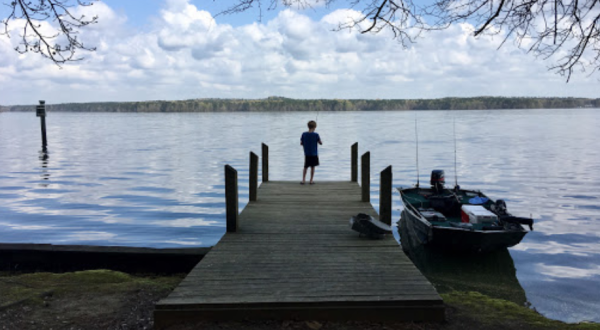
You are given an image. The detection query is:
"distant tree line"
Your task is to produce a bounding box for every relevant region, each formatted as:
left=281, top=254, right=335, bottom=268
left=2, top=97, right=599, bottom=113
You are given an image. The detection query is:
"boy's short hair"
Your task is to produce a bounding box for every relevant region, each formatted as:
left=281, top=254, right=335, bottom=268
left=308, top=120, right=317, bottom=129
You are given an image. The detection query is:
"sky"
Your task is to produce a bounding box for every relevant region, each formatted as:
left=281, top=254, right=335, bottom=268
left=0, top=0, right=598, bottom=105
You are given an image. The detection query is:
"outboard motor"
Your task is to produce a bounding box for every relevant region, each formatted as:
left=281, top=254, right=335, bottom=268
left=430, top=170, right=445, bottom=194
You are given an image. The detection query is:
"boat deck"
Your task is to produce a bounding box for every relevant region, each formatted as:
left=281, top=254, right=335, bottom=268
left=400, top=187, right=498, bottom=229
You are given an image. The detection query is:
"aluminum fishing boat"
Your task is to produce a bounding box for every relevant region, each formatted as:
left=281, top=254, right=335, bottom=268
left=398, top=170, right=534, bottom=252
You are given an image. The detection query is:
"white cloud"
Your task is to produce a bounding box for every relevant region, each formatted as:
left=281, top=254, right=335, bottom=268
left=61, top=231, right=117, bottom=242
left=513, top=241, right=600, bottom=257
left=158, top=1, right=217, bottom=51
left=0, top=0, right=597, bottom=105
left=536, top=263, right=600, bottom=280
left=149, top=218, right=220, bottom=227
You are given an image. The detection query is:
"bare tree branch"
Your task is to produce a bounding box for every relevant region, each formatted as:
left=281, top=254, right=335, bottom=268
left=473, top=0, right=506, bottom=36
left=1, top=0, right=98, bottom=66
left=3, top=0, right=598, bottom=80
left=362, top=0, right=389, bottom=33
left=220, top=0, right=600, bottom=80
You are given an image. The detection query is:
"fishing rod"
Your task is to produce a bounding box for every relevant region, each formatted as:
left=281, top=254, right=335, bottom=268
left=415, top=115, right=420, bottom=188
left=453, top=116, right=459, bottom=189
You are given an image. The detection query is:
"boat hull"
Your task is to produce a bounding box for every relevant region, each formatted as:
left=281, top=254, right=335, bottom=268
left=400, top=208, right=527, bottom=252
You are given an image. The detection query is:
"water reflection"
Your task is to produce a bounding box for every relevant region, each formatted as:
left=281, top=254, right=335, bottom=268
left=39, top=148, right=49, bottom=162
left=38, top=148, right=50, bottom=185
left=398, top=210, right=528, bottom=306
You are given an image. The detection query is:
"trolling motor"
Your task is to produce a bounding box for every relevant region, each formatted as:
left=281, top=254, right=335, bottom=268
left=490, top=199, right=534, bottom=230
left=430, top=170, right=445, bottom=194
left=490, top=199, right=507, bottom=216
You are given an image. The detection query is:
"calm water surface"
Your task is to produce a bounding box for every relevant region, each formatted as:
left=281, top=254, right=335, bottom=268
left=1, top=109, right=599, bottom=323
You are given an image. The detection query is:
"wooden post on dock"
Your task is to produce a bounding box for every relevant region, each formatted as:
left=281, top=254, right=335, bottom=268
left=380, top=166, right=393, bottom=226
left=225, top=165, right=238, bottom=233
left=361, top=152, right=370, bottom=202
left=250, top=152, right=258, bottom=201
left=351, top=143, right=358, bottom=182
left=262, top=143, right=269, bottom=182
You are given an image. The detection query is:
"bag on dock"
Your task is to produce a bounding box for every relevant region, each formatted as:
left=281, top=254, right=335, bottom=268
left=349, top=213, right=392, bottom=239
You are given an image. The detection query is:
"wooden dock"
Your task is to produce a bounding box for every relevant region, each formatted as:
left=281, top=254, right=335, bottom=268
left=154, top=144, right=444, bottom=327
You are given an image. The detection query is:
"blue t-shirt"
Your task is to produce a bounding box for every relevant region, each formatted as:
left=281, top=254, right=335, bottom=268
left=301, top=132, right=321, bottom=156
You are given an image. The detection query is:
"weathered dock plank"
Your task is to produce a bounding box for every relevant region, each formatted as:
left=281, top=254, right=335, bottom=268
left=155, top=181, right=443, bottom=327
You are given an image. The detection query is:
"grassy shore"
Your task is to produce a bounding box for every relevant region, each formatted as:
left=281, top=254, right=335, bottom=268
left=0, top=270, right=598, bottom=330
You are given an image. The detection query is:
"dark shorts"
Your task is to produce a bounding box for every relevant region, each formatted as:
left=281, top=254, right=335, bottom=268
left=304, top=156, right=320, bottom=168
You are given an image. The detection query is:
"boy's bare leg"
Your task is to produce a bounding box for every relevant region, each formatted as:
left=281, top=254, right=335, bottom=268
left=302, top=167, right=307, bottom=183
left=310, top=167, right=315, bottom=184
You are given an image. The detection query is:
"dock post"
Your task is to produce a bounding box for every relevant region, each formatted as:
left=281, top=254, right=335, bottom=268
left=262, top=143, right=269, bottom=182
left=351, top=142, right=358, bottom=182
left=225, top=165, right=238, bottom=233
left=361, top=152, right=370, bottom=202
left=250, top=152, right=258, bottom=201
left=380, top=166, right=393, bottom=226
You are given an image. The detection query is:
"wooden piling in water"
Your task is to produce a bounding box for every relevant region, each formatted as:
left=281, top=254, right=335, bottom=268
left=379, top=165, right=393, bottom=226
left=262, top=143, right=269, bottom=182
left=351, top=142, right=358, bottom=182
left=36, top=100, right=47, bottom=149
left=361, top=152, right=370, bottom=202
left=225, top=165, right=238, bottom=233
left=250, top=152, right=258, bottom=202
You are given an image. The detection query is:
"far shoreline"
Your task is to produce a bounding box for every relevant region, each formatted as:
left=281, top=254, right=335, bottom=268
left=2, top=96, right=599, bottom=113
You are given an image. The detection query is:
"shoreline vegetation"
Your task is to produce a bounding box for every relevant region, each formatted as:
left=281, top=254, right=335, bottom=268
left=1, top=270, right=598, bottom=330
left=1, top=96, right=600, bottom=113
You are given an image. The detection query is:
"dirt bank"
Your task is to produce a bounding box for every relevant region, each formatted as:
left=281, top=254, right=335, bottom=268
left=0, top=270, right=597, bottom=330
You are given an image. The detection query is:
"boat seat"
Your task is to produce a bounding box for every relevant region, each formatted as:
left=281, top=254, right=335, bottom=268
left=428, top=195, right=461, bottom=217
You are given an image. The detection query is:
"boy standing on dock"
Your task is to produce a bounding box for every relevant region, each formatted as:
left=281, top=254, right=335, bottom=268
left=301, top=120, right=322, bottom=185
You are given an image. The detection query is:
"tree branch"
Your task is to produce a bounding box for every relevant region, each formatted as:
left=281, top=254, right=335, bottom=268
left=1, top=0, right=98, bottom=66
left=362, top=0, right=388, bottom=33
left=474, top=0, right=507, bottom=36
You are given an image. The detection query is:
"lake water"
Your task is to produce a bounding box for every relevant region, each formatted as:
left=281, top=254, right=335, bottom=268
left=1, top=109, right=599, bottom=323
